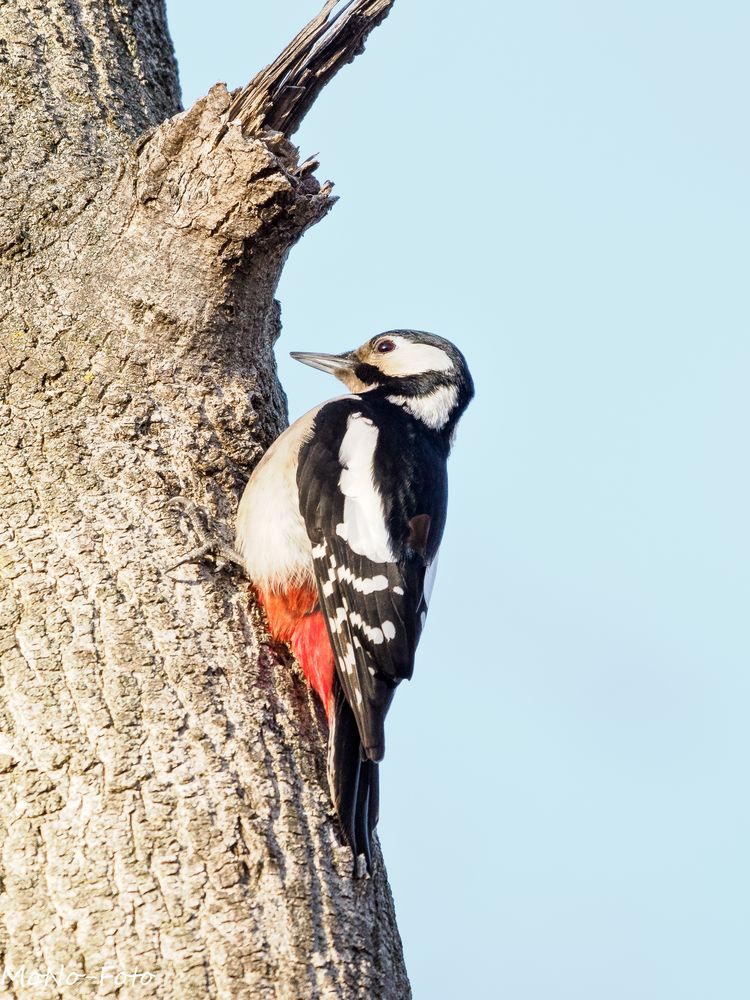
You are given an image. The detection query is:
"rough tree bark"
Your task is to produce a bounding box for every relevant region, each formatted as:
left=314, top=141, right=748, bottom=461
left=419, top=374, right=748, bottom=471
left=0, top=1, right=411, bottom=997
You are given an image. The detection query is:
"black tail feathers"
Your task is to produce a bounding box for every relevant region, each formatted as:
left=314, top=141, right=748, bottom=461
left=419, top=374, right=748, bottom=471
left=328, top=676, right=380, bottom=874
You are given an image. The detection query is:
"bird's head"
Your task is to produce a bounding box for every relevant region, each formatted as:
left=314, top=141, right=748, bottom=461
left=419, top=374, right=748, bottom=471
left=291, top=330, right=474, bottom=435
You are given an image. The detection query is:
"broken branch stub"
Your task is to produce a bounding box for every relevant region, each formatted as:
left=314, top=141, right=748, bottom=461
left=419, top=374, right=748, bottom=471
left=225, top=0, right=395, bottom=137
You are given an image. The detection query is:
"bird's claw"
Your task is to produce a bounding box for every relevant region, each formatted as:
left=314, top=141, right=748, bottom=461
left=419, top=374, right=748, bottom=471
left=166, top=496, right=246, bottom=574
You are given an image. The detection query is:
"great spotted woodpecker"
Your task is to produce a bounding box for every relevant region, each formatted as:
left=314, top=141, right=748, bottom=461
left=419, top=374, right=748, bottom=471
left=235, top=330, right=474, bottom=871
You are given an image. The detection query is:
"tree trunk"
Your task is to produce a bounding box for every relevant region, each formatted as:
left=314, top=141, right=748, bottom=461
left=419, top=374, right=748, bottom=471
left=0, top=2, right=410, bottom=997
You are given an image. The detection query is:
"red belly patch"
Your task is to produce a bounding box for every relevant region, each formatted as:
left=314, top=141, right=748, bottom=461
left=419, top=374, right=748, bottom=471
left=258, top=586, right=334, bottom=720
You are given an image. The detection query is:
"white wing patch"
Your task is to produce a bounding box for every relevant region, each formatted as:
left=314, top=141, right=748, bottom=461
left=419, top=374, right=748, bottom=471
left=342, top=640, right=357, bottom=676
left=336, top=565, right=389, bottom=594
left=336, top=413, right=395, bottom=563
left=349, top=611, right=384, bottom=646
left=318, top=540, right=392, bottom=647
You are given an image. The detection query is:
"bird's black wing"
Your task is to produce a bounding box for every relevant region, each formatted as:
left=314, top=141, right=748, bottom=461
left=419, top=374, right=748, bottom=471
left=297, top=400, right=445, bottom=870
left=297, top=402, right=439, bottom=761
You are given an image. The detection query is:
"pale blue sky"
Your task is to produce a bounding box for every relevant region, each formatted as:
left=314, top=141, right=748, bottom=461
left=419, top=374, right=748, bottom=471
left=167, top=3, right=749, bottom=997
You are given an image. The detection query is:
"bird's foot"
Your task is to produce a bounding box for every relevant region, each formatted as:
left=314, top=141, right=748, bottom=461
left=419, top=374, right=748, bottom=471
left=166, top=496, right=246, bottom=574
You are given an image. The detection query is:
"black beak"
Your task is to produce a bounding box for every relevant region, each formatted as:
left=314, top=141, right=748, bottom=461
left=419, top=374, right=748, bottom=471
left=290, top=350, right=357, bottom=377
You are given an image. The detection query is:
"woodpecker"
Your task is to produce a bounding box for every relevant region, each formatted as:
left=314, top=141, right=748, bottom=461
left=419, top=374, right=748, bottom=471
left=235, top=330, right=474, bottom=871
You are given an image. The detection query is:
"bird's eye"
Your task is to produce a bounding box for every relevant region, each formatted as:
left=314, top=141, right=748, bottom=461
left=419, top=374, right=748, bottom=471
left=376, top=339, right=396, bottom=354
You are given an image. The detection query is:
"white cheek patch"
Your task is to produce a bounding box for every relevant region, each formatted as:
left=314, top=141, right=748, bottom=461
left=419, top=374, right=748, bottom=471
left=379, top=337, right=454, bottom=377
left=387, top=384, right=458, bottom=430
left=336, top=413, right=395, bottom=563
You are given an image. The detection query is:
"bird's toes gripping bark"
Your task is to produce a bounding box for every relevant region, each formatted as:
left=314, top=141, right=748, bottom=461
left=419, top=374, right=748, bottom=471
left=166, top=496, right=246, bottom=574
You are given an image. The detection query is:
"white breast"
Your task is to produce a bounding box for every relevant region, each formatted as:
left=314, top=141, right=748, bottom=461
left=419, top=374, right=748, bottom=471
left=235, top=406, right=322, bottom=592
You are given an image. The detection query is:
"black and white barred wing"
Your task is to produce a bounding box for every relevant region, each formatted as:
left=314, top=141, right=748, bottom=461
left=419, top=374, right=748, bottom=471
left=297, top=408, right=432, bottom=759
